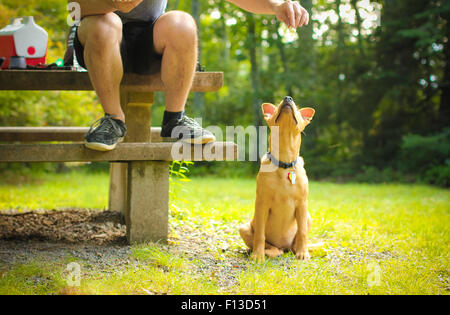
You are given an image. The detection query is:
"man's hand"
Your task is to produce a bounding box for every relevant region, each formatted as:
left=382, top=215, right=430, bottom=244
left=112, top=0, right=143, bottom=13
left=272, top=0, right=309, bottom=29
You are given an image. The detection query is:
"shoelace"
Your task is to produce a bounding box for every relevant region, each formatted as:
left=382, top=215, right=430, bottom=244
left=87, top=114, right=123, bottom=136
left=179, top=116, right=202, bottom=130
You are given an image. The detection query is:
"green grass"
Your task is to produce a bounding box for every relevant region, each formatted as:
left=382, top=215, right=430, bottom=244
left=0, top=171, right=449, bottom=294
left=0, top=171, right=109, bottom=210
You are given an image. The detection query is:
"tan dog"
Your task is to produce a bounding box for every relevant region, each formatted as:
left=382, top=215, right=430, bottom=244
left=239, top=96, right=315, bottom=262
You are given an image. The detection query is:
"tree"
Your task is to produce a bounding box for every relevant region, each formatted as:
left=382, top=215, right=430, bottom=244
left=363, top=0, right=447, bottom=166
left=439, top=1, right=450, bottom=130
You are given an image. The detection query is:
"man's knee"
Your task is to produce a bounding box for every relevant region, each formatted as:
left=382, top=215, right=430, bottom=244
left=156, top=11, right=197, bottom=44
left=78, top=12, right=122, bottom=46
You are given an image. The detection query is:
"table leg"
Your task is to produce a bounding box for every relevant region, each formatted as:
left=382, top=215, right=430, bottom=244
left=108, top=162, right=127, bottom=215
left=126, top=160, right=169, bottom=243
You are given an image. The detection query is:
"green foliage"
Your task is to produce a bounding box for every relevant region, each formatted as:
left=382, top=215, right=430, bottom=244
left=399, top=128, right=450, bottom=187
left=354, top=166, right=402, bottom=184
left=169, top=161, right=194, bottom=182
left=400, top=128, right=450, bottom=173
left=0, top=0, right=448, bottom=185
left=0, top=91, right=102, bottom=127
left=169, top=161, right=194, bottom=216
left=363, top=0, right=449, bottom=167
left=422, top=164, right=450, bottom=187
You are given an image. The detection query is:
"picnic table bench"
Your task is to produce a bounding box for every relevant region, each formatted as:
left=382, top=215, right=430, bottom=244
left=0, top=70, right=237, bottom=244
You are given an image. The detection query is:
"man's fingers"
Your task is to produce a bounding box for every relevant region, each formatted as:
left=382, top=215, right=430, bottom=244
left=286, top=1, right=295, bottom=28
left=289, top=2, right=310, bottom=28
left=299, top=8, right=308, bottom=27
left=275, top=1, right=310, bottom=29
left=303, top=7, right=310, bottom=26
left=276, top=9, right=290, bottom=28
left=276, top=11, right=289, bottom=28
left=293, top=2, right=302, bottom=27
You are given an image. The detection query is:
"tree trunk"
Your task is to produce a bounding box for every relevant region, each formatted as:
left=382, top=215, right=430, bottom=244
left=351, top=0, right=364, bottom=57
left=219, top=1, right=230, bottom=65
left=296, top=0, right=315, bottom=98
left=336, top=0, right=345, bottom=123
left=191, top=0, right=204, bottom=115
left=274, top=21, right=292, bottom=96
left=439, top=7, right=450, bottom=129
left=298, top=0, right=314, bottom=51
left=247, top=12, right=262, bottom=162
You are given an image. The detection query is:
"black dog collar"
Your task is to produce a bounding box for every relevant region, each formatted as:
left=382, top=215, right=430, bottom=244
left=267, top=152, right=299, bottom=169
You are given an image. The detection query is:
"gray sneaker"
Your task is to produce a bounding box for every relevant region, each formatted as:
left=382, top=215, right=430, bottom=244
left=84, top=114, right=127, bottom=151
left=160, top=115, right=216, bottom=144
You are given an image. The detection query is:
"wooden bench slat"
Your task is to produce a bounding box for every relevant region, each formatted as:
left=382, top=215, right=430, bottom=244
left=0, top=70, right=223, bottom=92
left=0, top=142, right=238, bottom=162
left=0, top=126, right=162, bottom=142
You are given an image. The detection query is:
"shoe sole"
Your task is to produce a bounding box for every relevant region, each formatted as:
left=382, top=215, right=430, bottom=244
left=162, top=134, right=216, bottom=145
left=84, top=137, right=124, bottom=151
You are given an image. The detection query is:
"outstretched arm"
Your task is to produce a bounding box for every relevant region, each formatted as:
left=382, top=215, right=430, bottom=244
left=227, top=0, right=309, bottom=28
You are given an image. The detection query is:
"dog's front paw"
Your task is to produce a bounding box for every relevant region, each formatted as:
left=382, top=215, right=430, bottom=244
left=295, top=249, right=311, bottom=261
left=251, top=251, right=265, bottom=263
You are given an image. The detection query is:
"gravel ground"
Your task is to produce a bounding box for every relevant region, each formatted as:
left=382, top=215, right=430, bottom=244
left=0, top=209, right=131, bottom=268
left=0, top=209, right=126, bottom=245
left=0, top=208, right=251, bottom=291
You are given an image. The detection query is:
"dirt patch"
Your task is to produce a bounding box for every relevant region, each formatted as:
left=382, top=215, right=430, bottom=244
left=0, top=209, right=126, bottom=245
left=0, top=209, right=130, bottom=269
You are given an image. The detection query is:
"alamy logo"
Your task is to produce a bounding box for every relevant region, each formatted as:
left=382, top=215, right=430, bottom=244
left=367, top=261, right=382, bottom=287
left=65, top=262, right=81, bottom=287
left=67, top=2, right=81, bottom=27
left=169, top=119, right=280, bottom=172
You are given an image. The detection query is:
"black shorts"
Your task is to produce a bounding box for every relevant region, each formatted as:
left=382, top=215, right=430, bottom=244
left=74, top=16, right=162, bottom=75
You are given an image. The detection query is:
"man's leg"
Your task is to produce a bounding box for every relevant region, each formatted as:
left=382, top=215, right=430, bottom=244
left=152, top=11, right=215, bottom=144
left=153, top=11, right=197, bottom=113
left=77, top=13, right=127, bottom=151
left=77, top=13, right=125, bottom=122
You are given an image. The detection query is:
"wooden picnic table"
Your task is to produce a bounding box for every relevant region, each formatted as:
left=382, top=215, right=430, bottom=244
left=0, top=69, right=237, bottom=244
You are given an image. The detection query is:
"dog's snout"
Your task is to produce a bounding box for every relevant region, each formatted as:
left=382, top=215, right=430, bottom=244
left=284, top=96, right=293, bottom=103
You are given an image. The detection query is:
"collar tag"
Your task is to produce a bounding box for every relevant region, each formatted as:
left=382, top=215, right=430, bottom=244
left=288, top=171, right=296, bottom=184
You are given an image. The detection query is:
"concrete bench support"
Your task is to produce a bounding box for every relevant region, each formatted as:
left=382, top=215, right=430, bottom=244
left=113, top=90, right=155, bottom=242
left=109, top=162, right=128, bottom=215
left=127, top=161, right=169, bottom=243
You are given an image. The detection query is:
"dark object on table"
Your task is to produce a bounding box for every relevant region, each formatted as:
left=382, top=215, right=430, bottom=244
left=196, top=62, right=205, bottom=72
left=0, top=57, right=5, bottom=68
left=9, top=56, right=27, bottom=69
left=64, top=26, right=77, bottom=67
left=25, top=63, right=73, bottom=70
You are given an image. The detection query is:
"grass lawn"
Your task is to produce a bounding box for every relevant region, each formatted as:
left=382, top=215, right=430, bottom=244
left=0, top=170, right=449, bottom=294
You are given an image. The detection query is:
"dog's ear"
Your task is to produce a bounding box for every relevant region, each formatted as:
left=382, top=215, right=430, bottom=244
left=300, top=107, right=315, bottom=125
left=262, top=103, right=277, bottom=122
